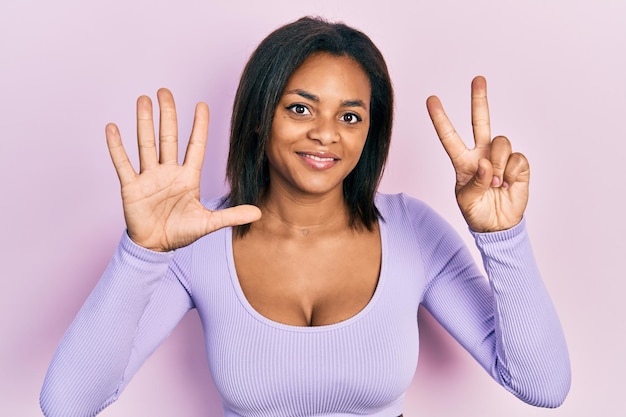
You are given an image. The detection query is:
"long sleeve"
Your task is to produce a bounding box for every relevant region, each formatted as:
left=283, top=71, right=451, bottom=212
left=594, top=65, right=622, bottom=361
left=411, top=198, right=571, bottom=407
left=40, top=232, right=194, bottom=417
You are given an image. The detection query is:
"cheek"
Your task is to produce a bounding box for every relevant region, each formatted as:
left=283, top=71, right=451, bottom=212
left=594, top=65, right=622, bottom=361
left=266, top=122, right=285, bottom=155
left=269, top=116, right=303, bottom=144
left=264, top=139, right=280, bottom=165
left=265, top=126, right=295, bottom=168
left=351, top=131, right=369, bottom=156
left=343, top=135, right=369, bottom=172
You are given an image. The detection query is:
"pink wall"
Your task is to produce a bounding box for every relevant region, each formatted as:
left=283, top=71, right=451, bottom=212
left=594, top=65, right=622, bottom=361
left=2, top=0, right=624, bottom=415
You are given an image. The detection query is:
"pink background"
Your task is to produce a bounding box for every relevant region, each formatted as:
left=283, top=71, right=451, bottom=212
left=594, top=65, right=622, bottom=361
left=2, top=0, right=624, bottom=415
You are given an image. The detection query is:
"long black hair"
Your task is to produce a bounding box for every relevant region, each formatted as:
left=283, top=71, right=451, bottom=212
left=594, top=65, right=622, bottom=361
left=225, top=16, right=394, bottom=236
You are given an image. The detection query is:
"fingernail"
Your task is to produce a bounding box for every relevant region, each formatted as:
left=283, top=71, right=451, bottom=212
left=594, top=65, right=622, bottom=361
left=502, top=181, right=510, bottom=189
left=491, top=176, right=501, bottom=187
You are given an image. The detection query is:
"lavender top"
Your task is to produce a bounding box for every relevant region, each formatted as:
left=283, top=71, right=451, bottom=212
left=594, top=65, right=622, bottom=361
left=40, top=193, right=571, bottom=416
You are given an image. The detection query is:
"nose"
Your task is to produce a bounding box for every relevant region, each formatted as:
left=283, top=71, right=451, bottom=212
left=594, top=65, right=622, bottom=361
left=308, top=116, right=339, bottom=145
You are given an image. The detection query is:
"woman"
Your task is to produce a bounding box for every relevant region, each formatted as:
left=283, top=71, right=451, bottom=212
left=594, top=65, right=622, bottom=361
left=40, top=16, right=571, bottom=417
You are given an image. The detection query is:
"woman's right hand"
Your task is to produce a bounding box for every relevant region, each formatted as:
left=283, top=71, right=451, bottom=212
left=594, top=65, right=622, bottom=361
left=106, top=88, right=261, bottom=252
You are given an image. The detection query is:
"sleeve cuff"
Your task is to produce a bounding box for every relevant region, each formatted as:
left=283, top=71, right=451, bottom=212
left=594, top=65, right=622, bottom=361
left=469, top=217, right=527, bottom=245
left=118, top=230, right=175, bottom=265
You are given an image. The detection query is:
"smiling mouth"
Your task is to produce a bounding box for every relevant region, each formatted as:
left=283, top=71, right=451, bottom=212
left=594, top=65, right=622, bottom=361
left=296, top=152, right=338, bottom=162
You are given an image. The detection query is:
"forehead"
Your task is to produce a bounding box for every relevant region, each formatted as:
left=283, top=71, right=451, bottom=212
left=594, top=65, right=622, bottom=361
left=284, top=52, right=371, bottom=100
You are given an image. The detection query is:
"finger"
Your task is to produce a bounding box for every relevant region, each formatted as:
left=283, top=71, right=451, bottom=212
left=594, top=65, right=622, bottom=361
left=157, top=88, right=179, bottom=165
left=471, top=76, right=491, bottom=148
left=205, top=205, right=262, bottom=232
left=502, top=152, right=530, bottom=188
left=489, top=136, right=512, bottom=187
left=458, top=158, right=493, bottom=202
left=426, top=95, right=467, bottom=161
left=106, top=123, right=137, bottom=185
left=472, top=76, right=491, bottom=148
left=183, top=102, right=210, bottom=171
left=136, top=95, right=158, bottom=172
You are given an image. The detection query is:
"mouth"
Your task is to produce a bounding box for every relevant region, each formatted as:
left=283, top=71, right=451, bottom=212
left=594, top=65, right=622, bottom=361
left=296, top=152, right=339, bottom=162
left=296, top=152, right=340, bottom=170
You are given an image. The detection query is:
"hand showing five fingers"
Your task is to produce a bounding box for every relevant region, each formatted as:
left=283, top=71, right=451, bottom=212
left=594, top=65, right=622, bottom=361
left=106, top=89, right=261, bottom=252
left=426, top=76, right=530, bottom=232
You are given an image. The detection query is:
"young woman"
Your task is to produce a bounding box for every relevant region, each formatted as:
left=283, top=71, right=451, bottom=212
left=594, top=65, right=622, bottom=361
left=40, top=16, right=571, bottom=417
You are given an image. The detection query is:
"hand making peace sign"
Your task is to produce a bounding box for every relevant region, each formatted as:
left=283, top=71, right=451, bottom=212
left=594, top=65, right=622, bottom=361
left=105, top=89, right=261, bottom=252
left=426, top=76, right=530, bottom=232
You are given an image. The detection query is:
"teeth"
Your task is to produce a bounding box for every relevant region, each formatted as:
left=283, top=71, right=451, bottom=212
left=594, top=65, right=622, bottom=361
left=300, top=153, right=335, bottom=162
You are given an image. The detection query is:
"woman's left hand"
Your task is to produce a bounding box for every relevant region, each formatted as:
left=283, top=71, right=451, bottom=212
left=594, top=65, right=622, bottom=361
left=426, top=76, right=529, bottom=232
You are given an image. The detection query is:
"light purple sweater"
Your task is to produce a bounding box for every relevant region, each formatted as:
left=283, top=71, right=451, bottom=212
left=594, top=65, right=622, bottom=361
left=40, top=193, right=571, bottom=416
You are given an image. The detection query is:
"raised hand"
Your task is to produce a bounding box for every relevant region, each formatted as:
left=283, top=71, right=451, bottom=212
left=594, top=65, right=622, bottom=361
left=426, top=76, right=529, bottom=232
left=106, top=88, right=261, bottom=252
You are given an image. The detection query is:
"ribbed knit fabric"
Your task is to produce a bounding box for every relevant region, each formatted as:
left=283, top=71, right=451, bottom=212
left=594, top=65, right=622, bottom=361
left=40, top=193, right=571, bottom=417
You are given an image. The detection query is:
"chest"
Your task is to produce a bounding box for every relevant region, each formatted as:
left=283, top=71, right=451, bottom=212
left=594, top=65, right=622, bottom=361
left=188, top=215, right=428, bottom=416
left=233, top=228, right=382, bottom=326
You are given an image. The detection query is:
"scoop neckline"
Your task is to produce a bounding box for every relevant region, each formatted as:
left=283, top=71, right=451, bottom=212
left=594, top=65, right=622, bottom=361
left=224, top=216, right=388, bottom=333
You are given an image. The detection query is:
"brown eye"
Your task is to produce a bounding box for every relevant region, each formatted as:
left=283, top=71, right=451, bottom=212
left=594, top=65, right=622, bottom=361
left=287, top=104, right=310, bottom=115
left=341, top=112, right=362, bottom=124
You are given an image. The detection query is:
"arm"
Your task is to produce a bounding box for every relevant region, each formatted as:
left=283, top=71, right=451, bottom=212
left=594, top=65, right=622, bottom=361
left=417, top=208, right=570, bottom=407
left=40, top=89, right=262, bottom=416
left=40, top=233, right=193, bottom=417
left=421, top=76, right=571, bottom=406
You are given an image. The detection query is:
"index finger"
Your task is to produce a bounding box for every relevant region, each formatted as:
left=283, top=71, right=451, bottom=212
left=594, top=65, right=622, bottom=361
left=183, top=102, right=210, bottom=170
left=426, top=95, right=467, bottom=161
left=471, top=75, right=491, bottom=148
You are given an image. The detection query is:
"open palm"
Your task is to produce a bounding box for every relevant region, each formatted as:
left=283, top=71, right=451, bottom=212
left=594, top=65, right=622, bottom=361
left=106, top=89, right=261, bottom=252
left=426, top=76, right=529, bottom=232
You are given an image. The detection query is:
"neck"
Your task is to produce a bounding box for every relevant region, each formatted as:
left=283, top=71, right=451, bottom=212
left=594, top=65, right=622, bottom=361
left=258, top=187, right=351, bottom=238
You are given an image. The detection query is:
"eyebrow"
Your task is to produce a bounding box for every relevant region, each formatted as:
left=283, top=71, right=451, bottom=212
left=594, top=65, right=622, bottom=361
left=284, top=88, right=368, bottom=109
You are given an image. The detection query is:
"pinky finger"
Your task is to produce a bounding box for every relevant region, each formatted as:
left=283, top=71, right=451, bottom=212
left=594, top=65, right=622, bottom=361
left=106, top=123, right=137, bottom=185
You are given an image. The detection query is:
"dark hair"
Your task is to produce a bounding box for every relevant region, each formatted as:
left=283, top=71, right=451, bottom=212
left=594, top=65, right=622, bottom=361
left=225, top=16, right=394, bottom=236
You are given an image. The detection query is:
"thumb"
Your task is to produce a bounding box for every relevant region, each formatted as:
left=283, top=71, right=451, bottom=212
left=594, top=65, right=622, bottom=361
left=204, top=205, right=262, bottom=233
left=460, top=158, right=493, bottom=199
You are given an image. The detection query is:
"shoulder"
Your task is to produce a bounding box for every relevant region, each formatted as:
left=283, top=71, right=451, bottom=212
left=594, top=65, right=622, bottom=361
left=375, top=192, right=441, bottom=224
left=375, top=192, right=463, bottom=245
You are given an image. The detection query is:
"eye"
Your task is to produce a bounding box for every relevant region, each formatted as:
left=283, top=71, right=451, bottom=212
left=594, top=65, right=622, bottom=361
left=341, top=112, right=362, bottom=124
left=286, top=104, right=310, bottom=116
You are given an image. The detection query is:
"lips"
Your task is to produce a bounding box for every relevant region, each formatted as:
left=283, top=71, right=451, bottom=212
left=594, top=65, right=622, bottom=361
left=296, top=151, right=340, bottom=170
